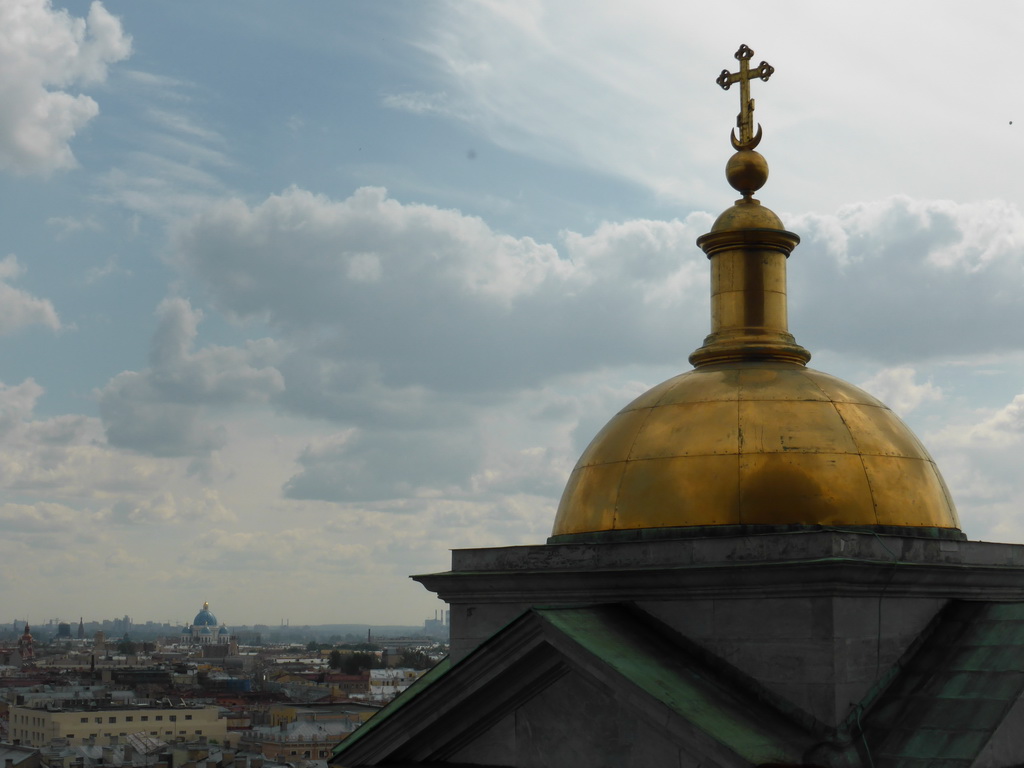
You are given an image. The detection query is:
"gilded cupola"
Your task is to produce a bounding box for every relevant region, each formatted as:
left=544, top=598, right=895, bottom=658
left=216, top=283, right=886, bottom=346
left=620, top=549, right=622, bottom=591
left=551, top=45, right=960, bottom=540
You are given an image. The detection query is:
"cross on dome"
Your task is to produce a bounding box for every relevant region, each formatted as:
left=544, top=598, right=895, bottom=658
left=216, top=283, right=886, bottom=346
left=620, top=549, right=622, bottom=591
left=716, top=43, right=774, bottom=150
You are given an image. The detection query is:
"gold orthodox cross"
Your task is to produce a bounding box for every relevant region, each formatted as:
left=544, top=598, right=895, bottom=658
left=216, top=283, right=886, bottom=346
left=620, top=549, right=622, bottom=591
left=716, top=44, right=774, bottom=150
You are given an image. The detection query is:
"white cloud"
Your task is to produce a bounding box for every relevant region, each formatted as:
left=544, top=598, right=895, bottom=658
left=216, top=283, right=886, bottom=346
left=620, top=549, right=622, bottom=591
left=788, top=196, right=1024, bottom=363
left=412, top=3, right=1024, bottom=213
left=106, top=488, right=236, bottom=526
left=0, top=501, right=79, bottom=533
left=0, top=0, right=131, bottom=175
left=381, top=91, right=455, bottom=117
left=859, top=367, right=942, bottom=416
left=98, top=297, right=283, bottom=457
left=177, top=527, right=375, bottom=575
left=0, top=377, right=177, bottom=502
left=0, top=256, right=61, bottom=335
left=283, top=427, right=482, bottom=504
left=93, top=66, right=232, bottom=220
left=934, top=395, right=1024, bottom=453
left=172, top=186, right=708, bottom=399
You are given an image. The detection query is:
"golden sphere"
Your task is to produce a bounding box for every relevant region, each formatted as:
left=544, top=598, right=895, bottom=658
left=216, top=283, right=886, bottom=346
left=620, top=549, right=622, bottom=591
left=726, top=150, right=769, bottom=195
left=552, top=361, right=960, bottom=538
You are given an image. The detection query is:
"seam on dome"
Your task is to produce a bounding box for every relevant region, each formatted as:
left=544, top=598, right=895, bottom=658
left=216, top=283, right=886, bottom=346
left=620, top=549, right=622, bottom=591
left=613, top=406, right=658, bottom=530
left=826, top=391, right=881, bottom=525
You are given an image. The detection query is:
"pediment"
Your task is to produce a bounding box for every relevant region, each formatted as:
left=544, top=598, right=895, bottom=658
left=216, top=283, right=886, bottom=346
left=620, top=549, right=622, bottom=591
left=333, top=601, right=1024, bottom=767
left=332, top=604, right=812, bottom=767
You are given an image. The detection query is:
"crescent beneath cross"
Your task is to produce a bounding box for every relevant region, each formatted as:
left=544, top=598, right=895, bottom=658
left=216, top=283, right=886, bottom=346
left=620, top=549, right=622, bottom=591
left=731, top=123, right=763, bottom=151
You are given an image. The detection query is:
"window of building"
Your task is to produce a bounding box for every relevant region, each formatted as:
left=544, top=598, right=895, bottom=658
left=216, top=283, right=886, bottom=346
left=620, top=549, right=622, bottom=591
left=80, top=718, right=88, bottom=723
left=108, top=717, right=116, bottom=723
left=169, top=715, right=176, bottom=722
left=95, top=717, right=102, bottom=724
left=126, top=717, right=133, bottom=722
left=185, top=715, right=192, bottom=721
left=66, top=735, right=73, bottom=739
left=155, top=716, right=163, bottom=721
left=141, top=716, right=149, bottom=722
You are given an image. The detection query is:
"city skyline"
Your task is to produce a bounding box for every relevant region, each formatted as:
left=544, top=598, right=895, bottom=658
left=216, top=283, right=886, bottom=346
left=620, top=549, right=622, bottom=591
left=2, top=1, right=1024, bottom=624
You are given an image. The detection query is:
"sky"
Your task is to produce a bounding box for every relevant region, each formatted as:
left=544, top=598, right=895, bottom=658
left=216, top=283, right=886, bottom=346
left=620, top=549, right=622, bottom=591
left=3, top=0, right=1024, bottom=628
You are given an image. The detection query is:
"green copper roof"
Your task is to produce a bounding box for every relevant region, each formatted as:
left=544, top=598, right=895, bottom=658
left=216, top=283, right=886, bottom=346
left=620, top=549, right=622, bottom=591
left=864, top=601, right=1024, bottom=766
left=536, top=606, right=807, bottom=764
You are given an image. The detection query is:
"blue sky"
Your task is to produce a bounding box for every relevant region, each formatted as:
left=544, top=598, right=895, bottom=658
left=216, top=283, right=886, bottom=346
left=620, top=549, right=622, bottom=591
left=3, top=0, right=1024, bottom=626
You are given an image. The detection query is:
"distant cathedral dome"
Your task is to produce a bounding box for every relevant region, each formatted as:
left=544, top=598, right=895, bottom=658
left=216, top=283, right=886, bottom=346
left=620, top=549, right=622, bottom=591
left=193, top=601, right=218, bottom=626
left=553, top=136, right=960, bottom=539
left=181, top=601, right=231, bottom=646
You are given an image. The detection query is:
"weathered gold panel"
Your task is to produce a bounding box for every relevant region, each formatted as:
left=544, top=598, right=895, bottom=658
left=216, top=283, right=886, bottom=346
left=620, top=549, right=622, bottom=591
left=654, top=367, right=742, bottom=406
left=802, top=369, right=886, bottom=407
left=736, top=365, right=831, bottom=402
left=552, top=464, right=624, bottom=535
left=834, top=403, right=931, bottom=459
left=862, top=456, right=959, bottom=528
left=933, top=464, right=963, bottom=529
left=626, top=372, right=692, bottom=410
left=738, top=400, right=859, bottom=454
left=575, top=409, right=649, bottom=468
left=629, top=401, right=739, bottom=459
left=738, top=453, right=876, bottom=526
left=615, top=455, right=741, bottom=528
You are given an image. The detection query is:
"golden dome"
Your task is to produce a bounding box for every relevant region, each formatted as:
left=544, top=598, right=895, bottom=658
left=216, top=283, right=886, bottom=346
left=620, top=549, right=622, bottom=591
left=551, top=45, right=960, bottom=540
left=552, top=361, right=960, bottom=537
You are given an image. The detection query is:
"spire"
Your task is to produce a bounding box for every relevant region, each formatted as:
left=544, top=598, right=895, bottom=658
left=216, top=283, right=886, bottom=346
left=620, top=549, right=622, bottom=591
left=689, top=44, right=811, bottom=369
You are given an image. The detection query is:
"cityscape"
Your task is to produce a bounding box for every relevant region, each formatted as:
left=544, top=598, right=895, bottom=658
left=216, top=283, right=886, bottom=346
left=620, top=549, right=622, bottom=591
left=0, top=602, right=449, bottom=767
left=4, top=0, right=1024, bottom=766
left=1, top=612, right=450, bottom=647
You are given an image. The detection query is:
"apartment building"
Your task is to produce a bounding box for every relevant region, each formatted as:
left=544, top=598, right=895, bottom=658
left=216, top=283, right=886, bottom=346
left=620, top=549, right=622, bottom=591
left=9, top=704, right=225, bottom=747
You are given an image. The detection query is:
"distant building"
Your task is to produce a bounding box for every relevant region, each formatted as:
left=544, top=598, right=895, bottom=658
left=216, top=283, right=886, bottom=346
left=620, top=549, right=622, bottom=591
left=8, top=703, right=225, bottom=747
left=16, top=624, right=34, bottom=664
left=422, top=610, right=448, bottom=639
left=180, top=602, right=231, bottom=646
left=365, top=669, right=424, bottom=701
left=237, top=720, right=357, bottom=761
left=0, top=742, right=41, bottom=768
left=322, top=672, right=371, bottom=697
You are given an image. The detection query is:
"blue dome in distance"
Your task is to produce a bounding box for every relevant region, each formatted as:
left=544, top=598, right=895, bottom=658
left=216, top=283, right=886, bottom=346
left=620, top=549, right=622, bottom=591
left=193, top=601, right=218, bottom=626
